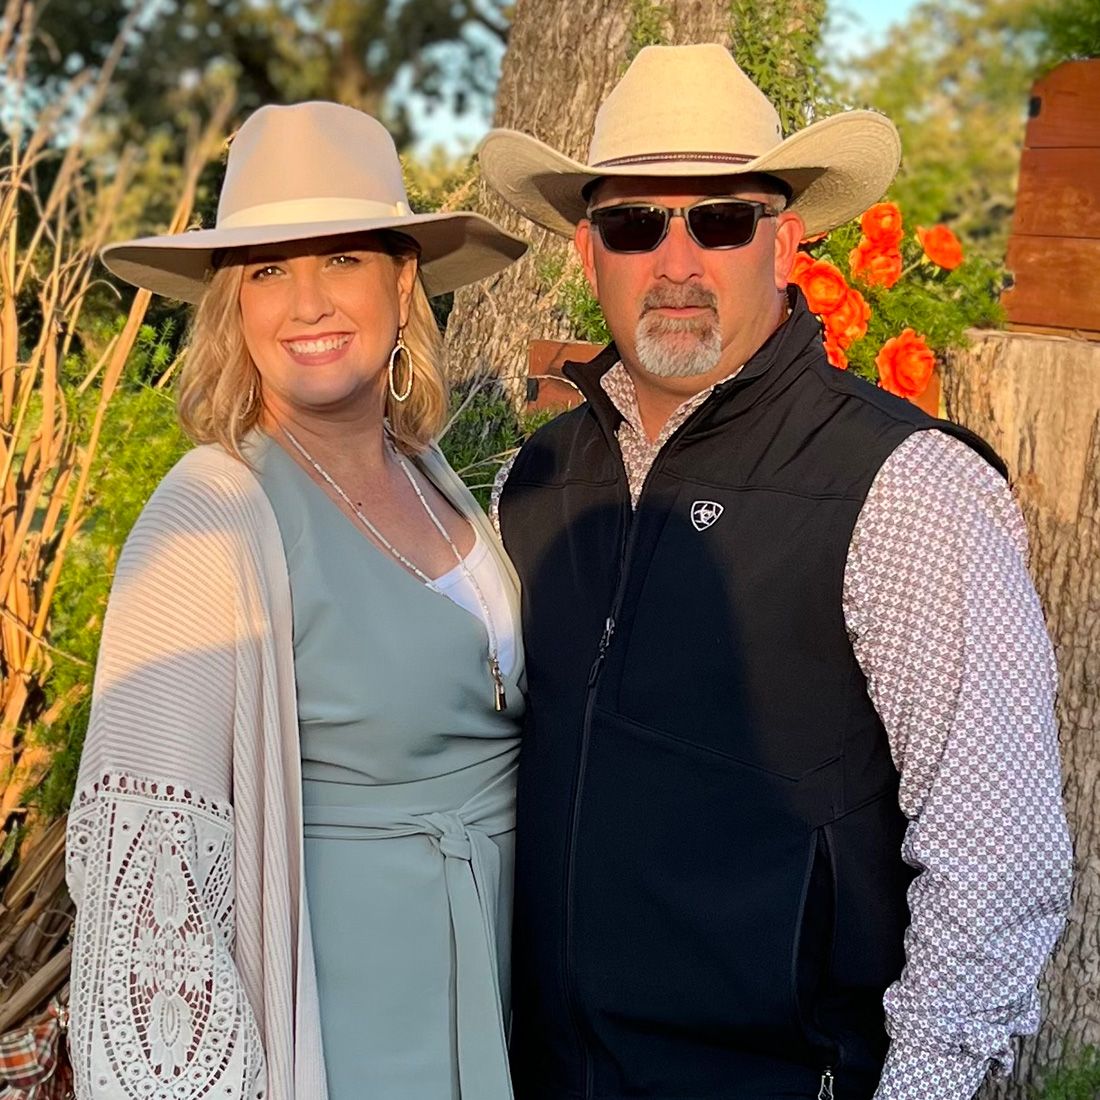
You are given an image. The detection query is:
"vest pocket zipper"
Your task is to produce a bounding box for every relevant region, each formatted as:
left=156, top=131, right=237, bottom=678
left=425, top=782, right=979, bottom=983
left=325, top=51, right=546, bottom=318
left=817, top=1066, right=835, bottom=1099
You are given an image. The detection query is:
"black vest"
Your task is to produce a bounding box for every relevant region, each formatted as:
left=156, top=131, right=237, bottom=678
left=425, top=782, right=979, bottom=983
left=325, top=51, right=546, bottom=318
left=499, top=294, right=1004, bottom=1100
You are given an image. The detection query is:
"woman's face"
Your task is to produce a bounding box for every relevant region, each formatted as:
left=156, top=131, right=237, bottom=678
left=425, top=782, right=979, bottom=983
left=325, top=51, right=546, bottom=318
left=238, top=232, right=417, bottom=423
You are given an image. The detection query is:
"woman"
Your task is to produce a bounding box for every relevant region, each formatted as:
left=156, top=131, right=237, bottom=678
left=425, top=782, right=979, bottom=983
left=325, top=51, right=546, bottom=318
left=65, top=101, right=528, bottom=1100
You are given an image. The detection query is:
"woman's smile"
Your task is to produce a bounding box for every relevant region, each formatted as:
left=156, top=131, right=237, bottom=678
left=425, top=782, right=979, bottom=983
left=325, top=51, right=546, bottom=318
left=282, top=331, right=354, bottom=365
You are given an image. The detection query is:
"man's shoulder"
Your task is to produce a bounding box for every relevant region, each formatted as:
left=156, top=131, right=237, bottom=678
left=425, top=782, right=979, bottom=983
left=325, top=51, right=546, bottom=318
left=510, top=402, right=602, bottom=473
left=873, top=429, right=1017, bottom=518
left=793, top=354, right=1007, bottom=482
left=526, top=401, right=596, bottom=445
left=806, top=352, right=932, bottom=427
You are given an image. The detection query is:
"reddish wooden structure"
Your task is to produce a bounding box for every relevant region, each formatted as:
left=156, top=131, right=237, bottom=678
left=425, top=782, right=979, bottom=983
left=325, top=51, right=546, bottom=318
left=1002, top=59, right=1100, bottom=341
left=525, top=340, right=596, bottom=412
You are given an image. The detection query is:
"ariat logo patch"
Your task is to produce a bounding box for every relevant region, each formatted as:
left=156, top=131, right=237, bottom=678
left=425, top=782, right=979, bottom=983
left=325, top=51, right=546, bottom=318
left=690, top=500, right=724, bottom=531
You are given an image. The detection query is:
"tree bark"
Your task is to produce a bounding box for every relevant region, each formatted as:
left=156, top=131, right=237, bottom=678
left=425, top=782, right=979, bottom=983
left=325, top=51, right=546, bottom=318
left=443, top=0, right=735, bottom=393
left=943, top=331, right=1100, bottom=1097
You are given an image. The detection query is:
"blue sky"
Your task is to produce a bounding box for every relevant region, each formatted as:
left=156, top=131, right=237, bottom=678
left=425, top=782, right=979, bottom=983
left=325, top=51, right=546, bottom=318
left=409, top=0, right=921, bottom=155
left=829, top=0, right=921, bottom=58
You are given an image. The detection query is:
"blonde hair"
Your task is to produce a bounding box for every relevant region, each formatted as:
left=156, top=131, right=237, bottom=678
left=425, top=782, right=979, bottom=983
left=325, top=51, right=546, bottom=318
left=176, top=231, right=447, bottom=459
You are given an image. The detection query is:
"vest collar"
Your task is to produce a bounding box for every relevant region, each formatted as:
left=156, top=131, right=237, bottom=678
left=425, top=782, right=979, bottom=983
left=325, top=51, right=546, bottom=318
left=562, top=287, right=822, bottom=441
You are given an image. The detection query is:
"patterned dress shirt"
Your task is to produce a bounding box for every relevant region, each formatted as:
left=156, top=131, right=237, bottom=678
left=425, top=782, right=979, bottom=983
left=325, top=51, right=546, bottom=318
left=492, top=362, right=1072, bottom=1100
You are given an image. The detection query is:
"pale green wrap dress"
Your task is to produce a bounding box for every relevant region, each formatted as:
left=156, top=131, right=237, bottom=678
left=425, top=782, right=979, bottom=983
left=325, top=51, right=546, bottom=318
left=252, top=434, right=524, bottom=1100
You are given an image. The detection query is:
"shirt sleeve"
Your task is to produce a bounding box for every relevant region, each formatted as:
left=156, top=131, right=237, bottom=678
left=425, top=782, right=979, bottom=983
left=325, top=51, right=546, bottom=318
left=842, top=429, right=1072, bottom=1100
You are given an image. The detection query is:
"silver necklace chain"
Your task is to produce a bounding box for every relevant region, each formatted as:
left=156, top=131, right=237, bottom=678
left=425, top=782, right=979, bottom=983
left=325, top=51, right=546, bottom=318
left=281, top=427, right=507, bottom=711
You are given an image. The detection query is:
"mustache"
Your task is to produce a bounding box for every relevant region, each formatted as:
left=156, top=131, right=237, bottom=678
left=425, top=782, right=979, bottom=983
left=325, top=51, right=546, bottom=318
left=641, top=285, right=719, bottom=313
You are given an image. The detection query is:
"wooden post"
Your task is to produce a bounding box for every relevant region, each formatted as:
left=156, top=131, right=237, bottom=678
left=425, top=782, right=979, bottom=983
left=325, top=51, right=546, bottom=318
left=1002, top=60, right=1100, bottom=341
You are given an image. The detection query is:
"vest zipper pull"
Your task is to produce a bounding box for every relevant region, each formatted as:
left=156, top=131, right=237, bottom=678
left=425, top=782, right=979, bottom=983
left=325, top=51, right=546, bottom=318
left=490, top=657, right=507, bottom=712
left=817, top=1067, right=835, bottom=1100
left=599, top=616, right=616, bottom=655
left=588, top=617, right=616, bottom=685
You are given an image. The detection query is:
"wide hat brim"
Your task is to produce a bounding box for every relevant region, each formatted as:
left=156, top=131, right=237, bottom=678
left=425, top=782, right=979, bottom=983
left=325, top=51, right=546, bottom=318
left=479, top=110, right=901, bottom=240
left=101, top=210, right=528, bottom=302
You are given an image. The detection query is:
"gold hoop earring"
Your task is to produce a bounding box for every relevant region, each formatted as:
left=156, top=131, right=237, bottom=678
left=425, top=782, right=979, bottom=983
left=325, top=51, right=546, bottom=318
left=388, top=332, right=414, bottom=403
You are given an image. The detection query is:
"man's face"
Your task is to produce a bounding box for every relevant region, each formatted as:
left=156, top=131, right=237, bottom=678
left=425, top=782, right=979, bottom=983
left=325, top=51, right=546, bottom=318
left=575, top=176, right=804, bottom=390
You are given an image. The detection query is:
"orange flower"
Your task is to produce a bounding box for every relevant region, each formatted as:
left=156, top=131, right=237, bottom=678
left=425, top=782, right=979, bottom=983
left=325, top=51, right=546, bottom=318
left=917, top=224, right=964, bottom=270
left=800, top=258, right=849, bottom=315
left=859, top=202, right=904, bottom=247
left=876, top=328, right=935, bottom=398
left=849, top=239, right=903, bottom=289
left=823, top=331, right=848, bottom=370
left=824, top=286, right=871, bottom=349
left=787, top=250, right=816, bottom=287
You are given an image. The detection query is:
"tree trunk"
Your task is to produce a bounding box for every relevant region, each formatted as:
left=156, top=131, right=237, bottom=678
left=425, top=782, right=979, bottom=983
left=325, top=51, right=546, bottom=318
left=943, top=331, right=1100, bottom=1097
left=443, top=0, right=735, bottom=393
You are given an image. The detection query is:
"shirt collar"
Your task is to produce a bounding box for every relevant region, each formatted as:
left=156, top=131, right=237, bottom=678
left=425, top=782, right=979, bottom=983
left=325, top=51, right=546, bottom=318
left=599, top=360, right=746, bottom=445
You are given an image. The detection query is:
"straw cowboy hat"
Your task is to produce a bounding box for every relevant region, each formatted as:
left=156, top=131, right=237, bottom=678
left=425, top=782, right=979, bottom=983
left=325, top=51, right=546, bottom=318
left=479, top=44, right=901, bottom=239
left=102, top=101, right=528, bottom=302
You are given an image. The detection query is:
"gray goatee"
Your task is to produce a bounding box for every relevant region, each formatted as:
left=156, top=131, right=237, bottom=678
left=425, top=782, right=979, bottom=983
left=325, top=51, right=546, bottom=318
left=634, top=285, right=722, bottom=378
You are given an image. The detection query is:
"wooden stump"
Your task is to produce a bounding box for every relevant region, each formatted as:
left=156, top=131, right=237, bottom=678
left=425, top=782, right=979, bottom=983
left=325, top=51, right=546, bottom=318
left=943, top=330, right=1100, bottom=1097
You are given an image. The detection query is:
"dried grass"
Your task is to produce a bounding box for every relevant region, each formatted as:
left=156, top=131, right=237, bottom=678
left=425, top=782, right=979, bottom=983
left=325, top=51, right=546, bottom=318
left=0, top=0, right=231, bottom=1031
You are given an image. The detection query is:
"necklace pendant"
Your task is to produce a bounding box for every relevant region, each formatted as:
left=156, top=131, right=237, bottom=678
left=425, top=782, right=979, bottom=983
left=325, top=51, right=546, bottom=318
left=491, top=658, right=507, bottom=712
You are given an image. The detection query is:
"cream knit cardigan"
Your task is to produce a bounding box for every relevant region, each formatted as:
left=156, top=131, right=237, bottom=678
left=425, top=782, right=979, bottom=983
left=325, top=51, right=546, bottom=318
left=65, top=442, right=517, bottom=1100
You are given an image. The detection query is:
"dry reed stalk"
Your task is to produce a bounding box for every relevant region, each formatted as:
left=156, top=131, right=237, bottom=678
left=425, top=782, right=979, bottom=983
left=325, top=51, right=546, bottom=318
left=1, top=25, right=231, bottom=807
left=0, top=2, right=233, bottom=1030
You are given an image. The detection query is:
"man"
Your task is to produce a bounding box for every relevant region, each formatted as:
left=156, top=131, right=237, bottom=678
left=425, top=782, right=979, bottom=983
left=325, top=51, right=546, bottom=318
left=481, top=44, right=1072, bottom=1100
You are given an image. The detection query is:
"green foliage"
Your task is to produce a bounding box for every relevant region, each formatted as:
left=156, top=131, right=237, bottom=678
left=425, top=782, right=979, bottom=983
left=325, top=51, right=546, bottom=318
left=130, top=322, right=179, bottom=384
left=536, top=254, right=611, bottom=345
left=628, top=0, right=672, bottom=59
left=403, top=154, right=478, bottom=215
left=438, top=377, right=551, bottom=508
left=1033, top=0, right=1100, bottom=66
left=729, top=0, right=831, bottom=132
left=31, top=374, right=188, bottom=817
left=31, top=0, right=509, bottom=151
left=1033, top=1046, right=1100, bottom=1100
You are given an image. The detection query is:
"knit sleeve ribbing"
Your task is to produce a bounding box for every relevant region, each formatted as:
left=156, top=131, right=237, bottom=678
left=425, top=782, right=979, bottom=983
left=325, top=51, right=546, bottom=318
left=73, top=451, right=262, bottom=796
left=66, top=450, right=271, bottom=1099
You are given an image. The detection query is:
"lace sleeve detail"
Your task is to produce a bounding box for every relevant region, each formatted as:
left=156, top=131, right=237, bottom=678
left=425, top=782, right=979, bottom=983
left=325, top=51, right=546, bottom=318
left=66, top=772, right=267, bottom=1099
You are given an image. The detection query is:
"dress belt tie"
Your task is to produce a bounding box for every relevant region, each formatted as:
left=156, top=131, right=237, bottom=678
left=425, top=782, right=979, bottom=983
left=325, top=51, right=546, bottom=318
left=302, top=765, right=516, bottom=1100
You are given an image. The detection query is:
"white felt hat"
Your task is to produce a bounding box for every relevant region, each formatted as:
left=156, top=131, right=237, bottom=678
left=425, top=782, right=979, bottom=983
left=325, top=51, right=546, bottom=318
left=103, top=101, right=528, bottom=302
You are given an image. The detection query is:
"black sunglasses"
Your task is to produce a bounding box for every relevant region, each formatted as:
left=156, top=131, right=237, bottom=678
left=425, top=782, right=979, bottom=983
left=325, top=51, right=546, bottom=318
left=587, top=197, right=781, bottom=253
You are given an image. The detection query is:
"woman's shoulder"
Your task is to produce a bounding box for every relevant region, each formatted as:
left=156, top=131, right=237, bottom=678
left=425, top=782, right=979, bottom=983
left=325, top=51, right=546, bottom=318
left=142, top=442, right=274, bottom=532
left=159, top=441, right=263, bottom=496
left=115, top=442, right=283, bottom=590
